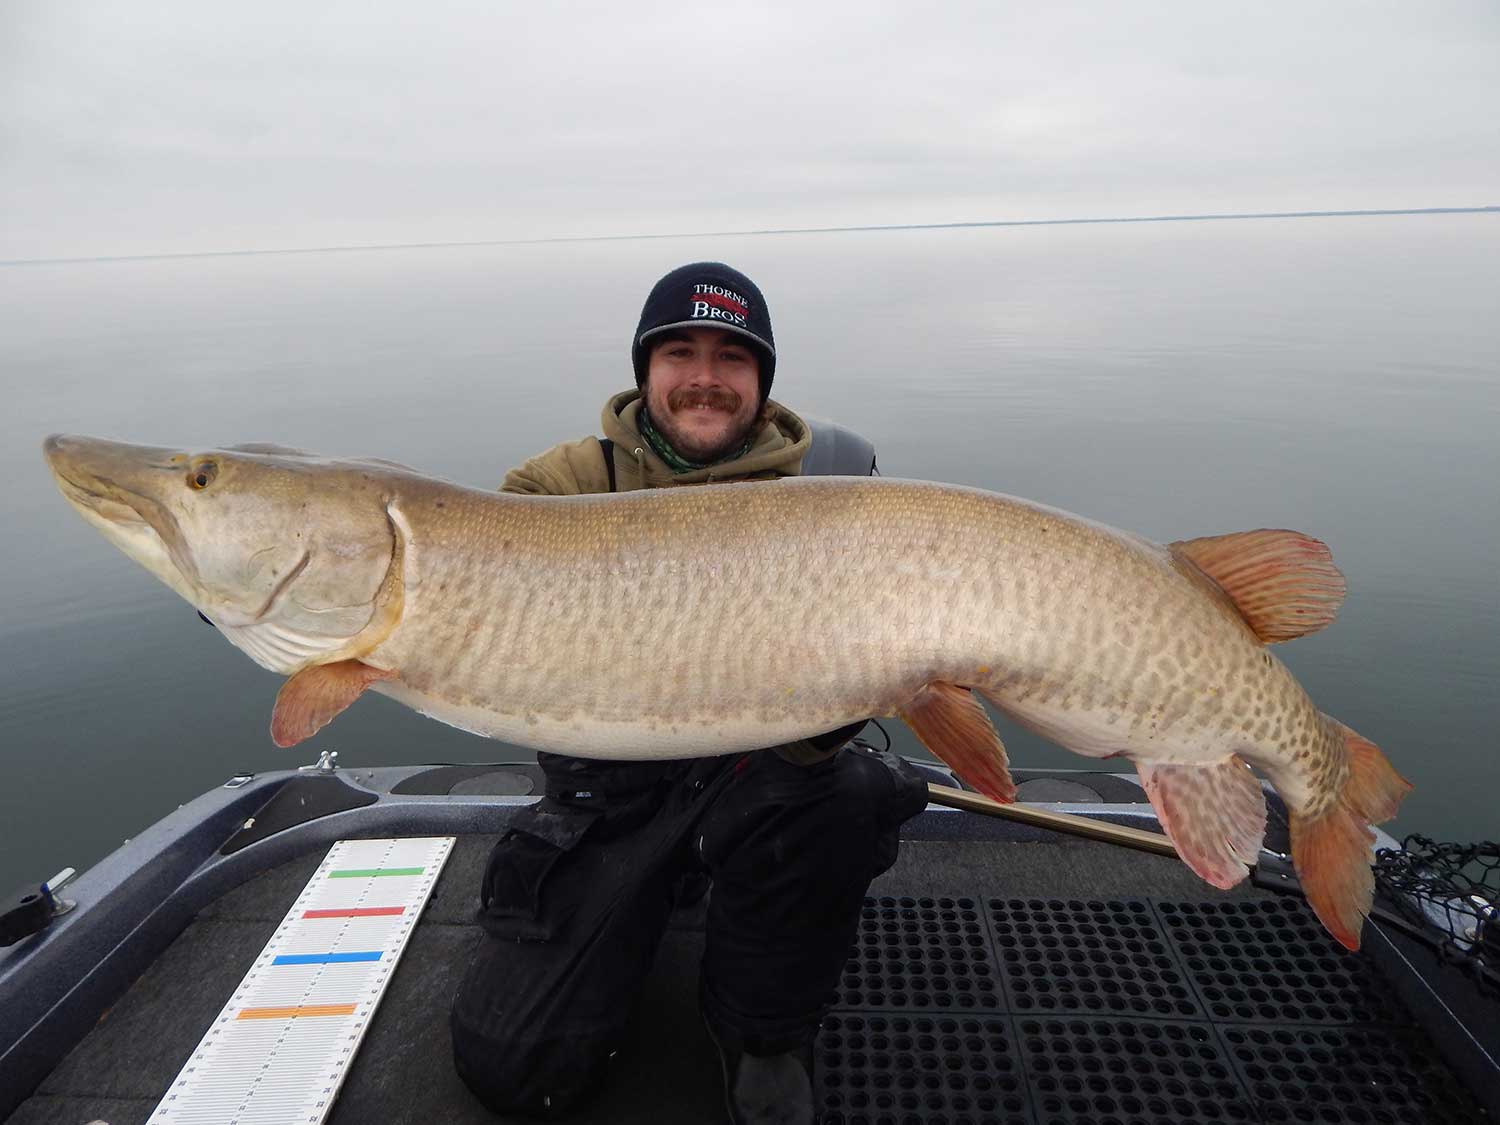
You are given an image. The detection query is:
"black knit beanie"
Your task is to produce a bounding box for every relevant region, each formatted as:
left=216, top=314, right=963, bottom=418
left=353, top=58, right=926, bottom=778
left=631, top=262, right=776, bottom=401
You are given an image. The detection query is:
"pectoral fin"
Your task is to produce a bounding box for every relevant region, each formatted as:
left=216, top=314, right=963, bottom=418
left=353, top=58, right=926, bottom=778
left=899, top=682, right=1016, bottom=803
left=270, top=660, right=398, bottom=748
left=1135, top=756, right=1267, bottom=890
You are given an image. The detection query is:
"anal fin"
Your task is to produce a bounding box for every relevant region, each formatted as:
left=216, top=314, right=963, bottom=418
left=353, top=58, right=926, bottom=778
left=899, top=682, right=1016, bottom=803
left=1136, top=756, right=1267, bottom=889
left=270, top=660, right=398, bottom=748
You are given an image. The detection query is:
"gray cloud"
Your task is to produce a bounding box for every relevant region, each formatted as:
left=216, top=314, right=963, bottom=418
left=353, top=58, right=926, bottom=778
left=3, top=0, right=1497, bottom=258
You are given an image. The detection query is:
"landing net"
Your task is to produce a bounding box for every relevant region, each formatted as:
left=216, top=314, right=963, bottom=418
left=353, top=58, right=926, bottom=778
left=1375, top=835, right=1500, bottom=994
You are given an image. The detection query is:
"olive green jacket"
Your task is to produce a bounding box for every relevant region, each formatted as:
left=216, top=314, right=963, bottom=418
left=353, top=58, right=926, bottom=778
left=500, top=389, right=848, bottom=765
left=500, top=389, right=812, bottom=495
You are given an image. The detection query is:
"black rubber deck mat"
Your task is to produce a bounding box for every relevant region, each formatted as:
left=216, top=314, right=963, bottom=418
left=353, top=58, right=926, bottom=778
left=987, top=897, right=1202, bottom=1019
left=1017, top=1015, right=1255, bottom=1125
left=818, top=1013, right=1029, bottom=1125
left=1219, top=1024, right=1481, bottom=1125
left=1157, top=898, right=1411, bottom=1025
left=817, top=895, right=1484, bottom=1125
left=842, top=896, right=1001, bottom=1012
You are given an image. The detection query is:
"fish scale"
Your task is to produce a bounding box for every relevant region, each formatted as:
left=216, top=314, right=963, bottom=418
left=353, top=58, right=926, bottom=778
left=368, top=479, right=1253, bottom=759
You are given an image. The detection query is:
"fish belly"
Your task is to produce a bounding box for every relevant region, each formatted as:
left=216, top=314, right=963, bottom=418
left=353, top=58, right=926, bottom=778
left=372, top=677, right=863, bottom=759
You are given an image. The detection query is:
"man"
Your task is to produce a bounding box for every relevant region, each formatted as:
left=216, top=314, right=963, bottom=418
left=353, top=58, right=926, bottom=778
left=450, top=262, right=929, bottom=1124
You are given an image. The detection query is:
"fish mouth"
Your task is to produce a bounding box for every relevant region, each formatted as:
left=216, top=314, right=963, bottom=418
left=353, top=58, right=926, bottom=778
left=49, top=460, right=150, bottom=527
left=46, top=435, right=168, bottom=530
left=43, top=433, right=204, bottom=591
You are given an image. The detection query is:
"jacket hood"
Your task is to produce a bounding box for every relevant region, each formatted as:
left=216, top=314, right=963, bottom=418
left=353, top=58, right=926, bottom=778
left=600, top=389, right=810, bottom=487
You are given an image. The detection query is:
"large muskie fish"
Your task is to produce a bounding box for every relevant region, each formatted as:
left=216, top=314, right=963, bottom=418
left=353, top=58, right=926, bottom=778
left=43, top=434, right=1410, bottom=949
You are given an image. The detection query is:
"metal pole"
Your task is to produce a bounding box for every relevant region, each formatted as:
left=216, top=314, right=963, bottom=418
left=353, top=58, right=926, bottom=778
left=925, top=782, right=1180, bottom=859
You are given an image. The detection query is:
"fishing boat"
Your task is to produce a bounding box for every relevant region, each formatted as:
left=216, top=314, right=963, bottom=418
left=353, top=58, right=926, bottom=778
left=3, top=748, right=1497, bottom=1125
left=5, top=423, right=1497, bottom=1124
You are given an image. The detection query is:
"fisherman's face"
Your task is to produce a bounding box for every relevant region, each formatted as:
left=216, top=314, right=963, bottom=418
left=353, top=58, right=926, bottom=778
left=644, top=328, right=763, bottom=463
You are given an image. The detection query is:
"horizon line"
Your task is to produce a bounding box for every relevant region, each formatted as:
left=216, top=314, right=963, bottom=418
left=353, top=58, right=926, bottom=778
left=4, top=205, right=1496, bottom=267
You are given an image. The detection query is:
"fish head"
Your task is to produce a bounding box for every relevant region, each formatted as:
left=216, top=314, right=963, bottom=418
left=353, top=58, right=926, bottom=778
left=43, top=434, right=407, bottom=672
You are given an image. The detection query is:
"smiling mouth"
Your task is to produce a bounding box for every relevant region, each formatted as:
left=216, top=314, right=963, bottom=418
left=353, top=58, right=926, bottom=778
left=674, top=399, right=738, bottom=419
left=667, top=386, right=741, bottom=415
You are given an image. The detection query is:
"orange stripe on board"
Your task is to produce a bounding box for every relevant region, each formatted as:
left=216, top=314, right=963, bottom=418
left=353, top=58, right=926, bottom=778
left=237, top=1003, right=357, bottom=1020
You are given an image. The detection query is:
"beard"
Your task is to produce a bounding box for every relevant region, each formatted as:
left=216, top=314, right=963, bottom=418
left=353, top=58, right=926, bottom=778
left=651, top=385, right=762, bottom=462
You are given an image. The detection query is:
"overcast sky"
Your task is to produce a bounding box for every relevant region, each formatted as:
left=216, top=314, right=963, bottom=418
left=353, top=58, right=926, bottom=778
left=3, top=0, right=1497, bottom=260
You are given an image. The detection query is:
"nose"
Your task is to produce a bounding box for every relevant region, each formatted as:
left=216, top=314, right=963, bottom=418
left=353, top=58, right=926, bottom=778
left=684, top=354, right=725, bottom=386
left=42, top=433, right=81, bottom=471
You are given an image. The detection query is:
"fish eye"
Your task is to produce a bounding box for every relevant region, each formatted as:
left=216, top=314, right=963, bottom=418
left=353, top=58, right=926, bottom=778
left=188, top=461, right=219, bottom=490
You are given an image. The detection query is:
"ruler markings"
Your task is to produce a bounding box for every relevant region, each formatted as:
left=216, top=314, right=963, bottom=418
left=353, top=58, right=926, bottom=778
left=276, top=915, right=410, bottom=948
left=147, top=836, right=452, bottom=1125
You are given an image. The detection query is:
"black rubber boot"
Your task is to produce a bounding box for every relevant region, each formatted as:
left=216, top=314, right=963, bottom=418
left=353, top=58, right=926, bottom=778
left=704, top=1015, right=814, bottom=1125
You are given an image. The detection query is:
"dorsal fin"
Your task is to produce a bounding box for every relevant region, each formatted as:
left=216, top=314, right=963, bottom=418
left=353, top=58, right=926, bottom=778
left=1170, top=529, right=1345, bottom=643
left=225, top=442, right=314, bottom=457
left=347, top=456, right=420, bottom=473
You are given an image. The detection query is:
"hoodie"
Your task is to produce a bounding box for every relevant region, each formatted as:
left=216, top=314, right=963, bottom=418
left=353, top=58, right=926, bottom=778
left=500, top=390, right=811, bottom=496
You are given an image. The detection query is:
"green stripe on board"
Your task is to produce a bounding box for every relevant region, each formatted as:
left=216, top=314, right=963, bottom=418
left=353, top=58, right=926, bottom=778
left=328, top=867, right=425, bottom=878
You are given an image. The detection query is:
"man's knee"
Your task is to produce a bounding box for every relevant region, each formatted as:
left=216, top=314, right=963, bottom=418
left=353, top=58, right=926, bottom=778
left=451, top=1000, right=614, bottom=1118
left=799, top=743, right=931, bottom=863
left=830, top=743, right=930, bottom=815
left=700, top=743, right=928, bottom=880
left=762, top=739, right=927, bottom=811
left=827, top=744, right=930, bottom=876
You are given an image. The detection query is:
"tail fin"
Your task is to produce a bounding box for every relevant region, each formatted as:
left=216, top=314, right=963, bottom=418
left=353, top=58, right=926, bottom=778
left=1290, top=719, right=1412, bottom=950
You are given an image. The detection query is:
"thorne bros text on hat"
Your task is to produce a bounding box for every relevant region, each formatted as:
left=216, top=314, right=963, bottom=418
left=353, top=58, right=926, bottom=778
left=631, top=262, right=777, bottom=400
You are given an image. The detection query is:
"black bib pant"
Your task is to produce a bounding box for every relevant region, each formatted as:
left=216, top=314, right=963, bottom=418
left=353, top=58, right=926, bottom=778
left=449, top=742, right=929, bottom=1117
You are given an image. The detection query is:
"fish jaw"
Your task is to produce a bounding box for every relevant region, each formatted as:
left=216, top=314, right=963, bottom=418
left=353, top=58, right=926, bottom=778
left=44, top=433, right=207, bottom=608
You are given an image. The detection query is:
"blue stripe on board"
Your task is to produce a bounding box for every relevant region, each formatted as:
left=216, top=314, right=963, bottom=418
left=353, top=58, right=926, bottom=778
left=271, top=951, right=383, bottom=966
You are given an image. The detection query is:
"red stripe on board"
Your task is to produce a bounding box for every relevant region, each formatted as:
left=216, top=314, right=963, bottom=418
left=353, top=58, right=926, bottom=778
left=302, top=906, right=407, bottom=919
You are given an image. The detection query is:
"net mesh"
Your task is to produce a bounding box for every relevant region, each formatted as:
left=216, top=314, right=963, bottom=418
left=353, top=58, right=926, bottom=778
left=1374, top=835, right=1500, bottom=993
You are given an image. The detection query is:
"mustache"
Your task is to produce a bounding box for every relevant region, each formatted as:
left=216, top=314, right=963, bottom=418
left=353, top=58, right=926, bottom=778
left=667, top=386, right=742, bottom=413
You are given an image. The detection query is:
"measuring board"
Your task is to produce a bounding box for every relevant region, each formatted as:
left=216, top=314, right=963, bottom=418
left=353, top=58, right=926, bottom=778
left=147, top=836, right=454, bottom=1125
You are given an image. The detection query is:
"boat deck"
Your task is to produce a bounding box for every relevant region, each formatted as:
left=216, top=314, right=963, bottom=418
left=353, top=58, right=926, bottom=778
left=6, top=824, right=1484, bottom=1125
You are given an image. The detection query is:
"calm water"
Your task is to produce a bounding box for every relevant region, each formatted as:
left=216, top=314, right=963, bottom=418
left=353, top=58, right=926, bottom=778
left=1, top=216, right=1497, bottom=893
